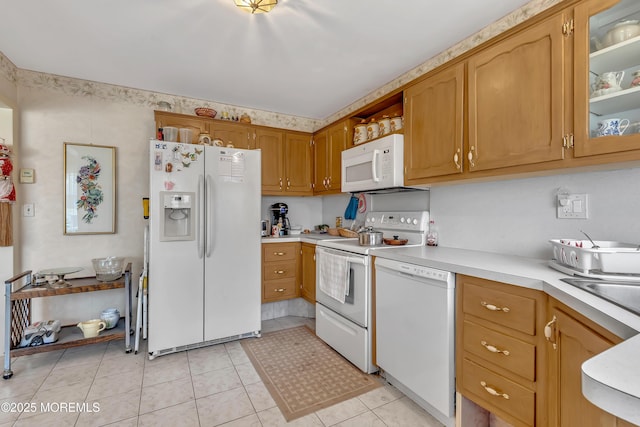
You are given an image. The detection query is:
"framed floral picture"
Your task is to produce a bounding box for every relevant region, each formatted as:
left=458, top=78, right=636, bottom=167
left=64, top=143, right=116, bottom=235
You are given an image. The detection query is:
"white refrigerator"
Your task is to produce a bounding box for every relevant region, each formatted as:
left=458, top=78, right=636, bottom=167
left=148, top=140, right=261, bottom=358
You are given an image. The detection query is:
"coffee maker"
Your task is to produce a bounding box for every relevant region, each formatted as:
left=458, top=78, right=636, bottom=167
left=269, top=202, right=291, bottom=235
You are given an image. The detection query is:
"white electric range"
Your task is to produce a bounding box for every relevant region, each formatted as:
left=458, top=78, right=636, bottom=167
left=314, top=211, right=430, bottom=373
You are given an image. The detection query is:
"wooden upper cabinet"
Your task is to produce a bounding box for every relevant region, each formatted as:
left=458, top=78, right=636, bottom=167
left=573, top=0, right=640, bottom=157
left=314, top=120, right=349, bottom=195
left=327, top=121, right=349, bottom=193
left=313, top=129, right=329, bottom=193
left=211, top=121, right=253, bottom=149
left=155, top=111, right=209, bottom=143
left=467, top=11, right=567, bottom=172
left=257, top=128, right=312, bottom=196
left=284, top=132, right=313, bottom=194
left=256, top=128, right=285, bottom=193
left=404, top=62, right=465, bottom=184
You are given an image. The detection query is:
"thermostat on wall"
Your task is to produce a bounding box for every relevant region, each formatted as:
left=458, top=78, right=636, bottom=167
left=19, top=168, right=34, bottom=184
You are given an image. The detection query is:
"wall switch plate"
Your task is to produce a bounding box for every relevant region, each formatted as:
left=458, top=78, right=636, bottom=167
left=23, top=203, right=34, bottom=217
left=557, top=193, right=588, bottom=219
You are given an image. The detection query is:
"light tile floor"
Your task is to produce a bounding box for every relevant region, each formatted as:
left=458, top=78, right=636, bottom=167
left=1, top=316, right=444, bottom=427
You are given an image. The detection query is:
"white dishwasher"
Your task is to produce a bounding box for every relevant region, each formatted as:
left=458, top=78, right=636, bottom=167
left=375, top=257, right=456, bottom=427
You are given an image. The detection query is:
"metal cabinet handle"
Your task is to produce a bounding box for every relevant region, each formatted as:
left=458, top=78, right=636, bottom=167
left=480, top=381, right=510, bottom=400
left=287, top=178, right=291, bottom=189
left=481, top=340, right=510, bottom=356
left=468, top=146, right=476, bottom=167
left=279, top=177, right=283, bottom=189
left=273, top=252, right=285, bottom=256
left=481, top=301, right=510, bottom=313
left=274, top=270, right=285, bottom=274
left=545, top=315, right=557, bottom=350
left=454, top=149, right=461, bottom=169
left=274, top=288, right=285, bottom=292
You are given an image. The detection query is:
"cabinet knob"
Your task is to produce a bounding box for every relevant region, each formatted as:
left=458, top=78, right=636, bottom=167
left=480, top=301, right=510, bottom=313
left=480, top=381, right=510, bottom=400
left=480, top=340, right=510, bottom=356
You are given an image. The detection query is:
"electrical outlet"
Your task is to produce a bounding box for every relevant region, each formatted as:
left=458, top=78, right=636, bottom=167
left=557, top=194, right=588, bottom=219
left=23, top=203, right=34, bottom=217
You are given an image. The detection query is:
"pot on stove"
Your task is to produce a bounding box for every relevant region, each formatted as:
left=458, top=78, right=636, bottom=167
left=358, top=227, right=383, bottom=246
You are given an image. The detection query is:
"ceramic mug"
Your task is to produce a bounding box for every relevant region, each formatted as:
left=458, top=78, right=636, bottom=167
left=596, top=118, right=630, bottom=137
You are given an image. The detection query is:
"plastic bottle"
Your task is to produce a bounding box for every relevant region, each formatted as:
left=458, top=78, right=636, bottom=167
left=427, top=219, right=438, bottom=246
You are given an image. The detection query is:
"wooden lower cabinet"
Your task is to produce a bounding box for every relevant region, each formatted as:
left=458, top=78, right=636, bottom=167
left=458, top=277, right=636, bottom=427
left=300, top=243, right=316, bottom=304
left=261, top=242, right=300, bottom=303
left=546, top=298, right=635, bottom=427
left=456, top=275, right=547, bottom=427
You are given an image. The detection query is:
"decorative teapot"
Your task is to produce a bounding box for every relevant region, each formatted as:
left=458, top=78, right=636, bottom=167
left=591, top=71, right=625, bottom=96
left=77, top=319, right=106, bottom=338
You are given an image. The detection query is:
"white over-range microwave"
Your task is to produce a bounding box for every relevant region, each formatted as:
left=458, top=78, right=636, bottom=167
left=341, top=134, right=404, bottom=193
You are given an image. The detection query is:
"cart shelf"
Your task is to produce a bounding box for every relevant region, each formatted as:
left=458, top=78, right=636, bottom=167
left=3, top=264, right=132, bottom=379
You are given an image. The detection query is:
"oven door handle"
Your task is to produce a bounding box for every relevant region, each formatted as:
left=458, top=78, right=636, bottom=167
left=318, top=248, right=368, bottom=266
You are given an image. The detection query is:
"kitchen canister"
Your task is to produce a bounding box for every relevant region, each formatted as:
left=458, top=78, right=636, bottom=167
left=367, top=119, right=380, bottom=140
left=390, top=116, right=403, bottom=132
left=353, top=121, right=367, bottom=144
left=100, top=308, right=120, bottom=329
left=378, top=116, right=391, bottom=136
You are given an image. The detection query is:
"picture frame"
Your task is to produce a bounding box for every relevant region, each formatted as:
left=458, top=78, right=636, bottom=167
left=64, top=143, right=116, bottom=235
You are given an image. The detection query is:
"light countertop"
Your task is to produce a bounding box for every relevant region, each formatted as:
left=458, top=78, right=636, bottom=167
left=367, top=245, right=640, bottom=425
left=260, top=237, right=640, bottom=424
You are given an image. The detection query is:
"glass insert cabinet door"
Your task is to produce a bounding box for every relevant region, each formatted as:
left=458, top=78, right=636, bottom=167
left=575, top=0, right=640, bottom=157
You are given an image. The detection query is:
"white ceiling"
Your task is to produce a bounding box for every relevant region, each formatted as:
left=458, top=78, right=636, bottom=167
left=0, top=0, right=533, bottom=120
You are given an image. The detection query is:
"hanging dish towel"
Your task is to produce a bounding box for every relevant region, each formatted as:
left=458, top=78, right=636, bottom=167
left=318, top=250, right=350, bottom=304
left=344, top=193, right=358, bottom=220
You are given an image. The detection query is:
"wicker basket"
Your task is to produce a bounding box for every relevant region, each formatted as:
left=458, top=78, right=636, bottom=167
left=338, top=228, right=358, bottom=238
left=327, top=228, right=339, bottom=236
left=194, top=107, right=217, bottom=118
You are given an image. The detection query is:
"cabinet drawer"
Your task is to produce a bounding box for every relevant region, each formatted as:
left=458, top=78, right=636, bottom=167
left=263, top=261, right=297, bottom=281
left=463, top=283, right=537, bottom=335
left=463, top=320, right=536, bottom=381
left=263, top=243, right=298, bottom=262
left=263, top=278, right=298, bottom=300
left=461, top=358, right=535, bottom=426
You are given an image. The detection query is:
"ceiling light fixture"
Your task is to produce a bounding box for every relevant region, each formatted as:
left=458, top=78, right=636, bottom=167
left=234, top=0, right=278, bottom=14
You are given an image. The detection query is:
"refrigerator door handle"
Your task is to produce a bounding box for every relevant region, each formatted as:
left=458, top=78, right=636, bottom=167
left=205, top=174, right=214, bottom=257
left=197, top=174, right=205, bottom=258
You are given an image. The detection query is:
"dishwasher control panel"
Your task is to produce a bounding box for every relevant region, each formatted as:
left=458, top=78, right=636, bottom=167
left=376, top=258, right=454, bottom=285
left=396, top=263, right=451, bottom=281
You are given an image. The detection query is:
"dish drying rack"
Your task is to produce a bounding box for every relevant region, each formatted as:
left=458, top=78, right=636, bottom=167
left=549, top=239, right=640, bottom=281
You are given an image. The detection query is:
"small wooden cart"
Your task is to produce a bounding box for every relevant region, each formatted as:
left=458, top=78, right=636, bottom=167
left=3, top=264, right=132, bottom=379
